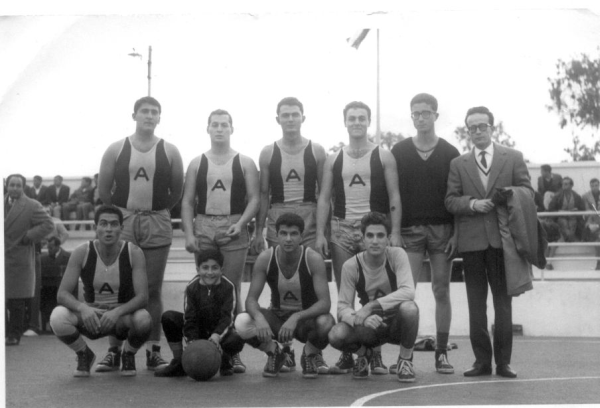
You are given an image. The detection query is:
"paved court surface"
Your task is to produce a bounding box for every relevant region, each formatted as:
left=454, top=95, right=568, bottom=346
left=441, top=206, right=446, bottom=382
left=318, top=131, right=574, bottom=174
left=5, top=335, right=600, bottom=407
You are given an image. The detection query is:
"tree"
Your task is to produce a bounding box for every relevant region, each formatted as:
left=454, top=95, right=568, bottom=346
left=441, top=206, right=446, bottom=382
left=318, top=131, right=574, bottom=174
left=329, top=131, right=405, bottom=153
left=547, top=49, right=600, bottom=161
left=453, top=121, right=516, bottom=153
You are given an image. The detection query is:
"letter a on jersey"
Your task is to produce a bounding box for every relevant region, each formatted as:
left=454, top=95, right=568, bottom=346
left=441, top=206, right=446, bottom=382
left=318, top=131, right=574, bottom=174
left=349, top=174, right=366, bottom=187
left=99, top=282, right=115, bottom=294
left=134, top=167, right=150, bottom=181
left=285, top=169, right=301, bottom=182
left=283, top=291, right=299, bottom=301
left=211, top=180, right=226, bottom=191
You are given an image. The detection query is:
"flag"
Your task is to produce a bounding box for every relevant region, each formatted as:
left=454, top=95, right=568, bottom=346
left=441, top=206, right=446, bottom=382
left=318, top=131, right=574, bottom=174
left=347, top=29, right=370, bottom=49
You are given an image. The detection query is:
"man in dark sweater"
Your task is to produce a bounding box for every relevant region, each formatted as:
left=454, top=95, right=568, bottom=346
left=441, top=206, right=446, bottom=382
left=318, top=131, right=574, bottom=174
left=391, top=93, right=460, bottom=375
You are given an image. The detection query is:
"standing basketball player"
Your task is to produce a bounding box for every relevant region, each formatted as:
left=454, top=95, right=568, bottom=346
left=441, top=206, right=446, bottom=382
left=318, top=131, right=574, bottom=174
left=315, top=101, right=402, bottom=374
left=181, top=108, right=260, bottom=373
left=98, top=96, right=184, bottom=372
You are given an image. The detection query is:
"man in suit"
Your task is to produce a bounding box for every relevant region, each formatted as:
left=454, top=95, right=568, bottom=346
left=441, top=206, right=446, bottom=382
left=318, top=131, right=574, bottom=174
left=46, top=175, right=70, bottom=219
left=582, top=178, right=600, bottom=270
left=445, top=106, right=533, bottom=378
left=537, top=164, right=562, bottom=210
left=40, top=237, right=71, bottom=332
left=61, top=177, right=94, bottom=230
left=26, top=175, right=50, bottom=206
left=4, top=174, right=54, bottom=345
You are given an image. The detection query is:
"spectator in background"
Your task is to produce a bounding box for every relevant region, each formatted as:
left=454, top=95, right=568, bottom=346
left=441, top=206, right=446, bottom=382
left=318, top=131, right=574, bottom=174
left=537, top=165, right=563, bottom=210
left=62, top=177, right=94, bottom=230
left=40, top=237, right=71, bottom=332
left=26, top=175, right=50, bottom=206
left=582, top=178, right=600, bottom=270
left=91, top=173, right=103, bottom=212
left=548, top=177, right=586, bottom=242
left=46, top=175, right=70, bottom=219
left=4, top=174, right=54, bottom=345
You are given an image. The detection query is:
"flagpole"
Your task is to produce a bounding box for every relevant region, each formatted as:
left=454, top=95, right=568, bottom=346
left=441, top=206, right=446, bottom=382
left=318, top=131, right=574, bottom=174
left=375, top=29, right=381, bottom=144
left=147, top=45, right=152, bottom=96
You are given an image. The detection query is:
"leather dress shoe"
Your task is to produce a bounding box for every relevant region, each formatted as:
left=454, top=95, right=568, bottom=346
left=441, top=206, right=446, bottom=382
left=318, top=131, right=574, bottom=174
left=464, top=364, right=492, bottom=377
left=6, top=338, right=20, bottom=346
left=496, top=364, right=517, bottom=378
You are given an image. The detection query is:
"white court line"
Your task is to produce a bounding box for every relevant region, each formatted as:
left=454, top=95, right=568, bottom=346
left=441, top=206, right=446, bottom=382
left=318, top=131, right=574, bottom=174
left=350, top=376, right=600, bottom=407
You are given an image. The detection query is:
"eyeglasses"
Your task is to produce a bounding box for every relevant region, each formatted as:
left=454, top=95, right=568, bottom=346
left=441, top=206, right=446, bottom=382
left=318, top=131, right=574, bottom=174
left=467, top=123, right=492, bottom=134
left=411, top=111, right=434, bottom=120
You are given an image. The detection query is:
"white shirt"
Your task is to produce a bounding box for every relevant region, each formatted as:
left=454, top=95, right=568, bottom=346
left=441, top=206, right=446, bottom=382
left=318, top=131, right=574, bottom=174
left=474, top=143, right=494, bottom=191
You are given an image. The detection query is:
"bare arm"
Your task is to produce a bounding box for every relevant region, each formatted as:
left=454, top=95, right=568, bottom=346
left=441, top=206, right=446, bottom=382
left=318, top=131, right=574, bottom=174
left=98, top=142, right=120, bottom=205
left=181, top=158, right=200, bottom=253
left=312, top=142, right=327, bottom=195
left=381, top=149, right=402, bottom=246
left=245, top=250, right=273, bottom=343
left=165, top=142, right=184, bottom=210
left=315, top=155, right=334, bottom=258
left=227, top=155, right=260, bottom=237
left=251, top=146, right=272, bottom=253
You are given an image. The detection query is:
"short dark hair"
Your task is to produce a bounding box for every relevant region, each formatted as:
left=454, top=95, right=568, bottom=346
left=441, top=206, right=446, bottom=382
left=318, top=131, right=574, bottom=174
left=275, top=212, right=305, bottom=234
left=94, top=205, right=124, bottom=225
left=360, top=212, right=391, bottom=235
left=54, top=175, right=63, bottom=182
left=590, top=178, right=599, bottom=185
left=343, top=101, right=371, bottom=122
left=82, top=177, right=92, bottom=184
left=563, top=177, right=574, bottom=186
left=48, top=236, right=61, bottom=247
left=410, top=93, right=438, bottom=112
left=196, top=249, right=224, bottom=268
left=541, top=164, right=552, bottom=172
left=133, top=96, right=162, bottom=114
left=207, top=109, right=233, bottom=126
left=277, top=97, right=304, bottom=115
left=464, top=106, right=494, bottom=127
left=33, top=175, right=42, bottom=182
left=6, top=174, right=26, bottom=187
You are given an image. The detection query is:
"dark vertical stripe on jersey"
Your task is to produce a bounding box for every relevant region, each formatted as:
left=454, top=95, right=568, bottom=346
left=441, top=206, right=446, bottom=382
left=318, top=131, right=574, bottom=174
left=195, top=155, right=209, bottom=215
left=230, top=154, right=247, bottom=215
left=117, top=243, right=135, bottom=304
left=269, top=143, right=284, bottom=204
left=298, top=247, right=318, bottom=309
left=112, top=138, right=132, bottom=208
left=81, top=241, right=97, bottom=303
left=332, top=151, right=346, bottom=219
left=385, top=260, right=397, bottom=291
left=152, top=139, right=172, bottom=211
left=370, top=147, right=389, bottom=214
left=355, top=256, right=369, bottom=306
left=303, top=140, right=318, bottom=203
left=266, top=248, right=281, bottom=309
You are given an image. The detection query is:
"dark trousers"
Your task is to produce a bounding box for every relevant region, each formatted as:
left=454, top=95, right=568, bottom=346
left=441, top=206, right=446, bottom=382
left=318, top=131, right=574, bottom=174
left=462, top=247, right=513, bottom=366
left=6, top=298, right=29, bottom=341
left=161, top=310, right=244, bottom=356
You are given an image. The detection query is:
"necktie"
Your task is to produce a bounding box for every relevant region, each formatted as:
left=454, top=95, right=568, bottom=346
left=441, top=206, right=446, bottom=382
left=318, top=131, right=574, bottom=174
left=479, top=151, right=487, bottom=169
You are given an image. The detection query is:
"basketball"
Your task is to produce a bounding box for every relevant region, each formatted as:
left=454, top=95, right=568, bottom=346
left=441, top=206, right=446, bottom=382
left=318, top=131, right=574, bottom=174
left=182, top=340, right=221, bottom=381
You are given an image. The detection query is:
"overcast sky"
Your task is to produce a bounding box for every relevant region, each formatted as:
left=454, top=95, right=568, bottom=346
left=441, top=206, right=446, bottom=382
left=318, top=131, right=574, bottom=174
left=1, top=4, right=600, bottom=180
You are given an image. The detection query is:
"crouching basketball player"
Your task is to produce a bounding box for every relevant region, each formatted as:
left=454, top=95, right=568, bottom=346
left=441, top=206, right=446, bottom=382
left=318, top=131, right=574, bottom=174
left=155, top=249, right=245, bottom=378
left=235, top=213, right=334, bottom=378
left=50, top=205, right=151, bottom=377
left=328, top=212, right=419, bottom=382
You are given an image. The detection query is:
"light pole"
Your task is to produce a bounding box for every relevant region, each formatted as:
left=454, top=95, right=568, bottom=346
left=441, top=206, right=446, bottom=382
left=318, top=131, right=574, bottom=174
left=128, top=45, right=153, bottom=96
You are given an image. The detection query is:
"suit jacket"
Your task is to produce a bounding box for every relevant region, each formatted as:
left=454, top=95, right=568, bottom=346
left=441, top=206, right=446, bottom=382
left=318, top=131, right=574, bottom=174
left=537, top=173, right=562, bottom=195
left=547, top=189, right=585, bottom=212
left=445, top=144, right=533, bottom=253
left=26, top=185, right=50, bottom=205
left=41, top=249, right=71, bottom=286
left=582, top=190, right=600, bottom=227
left=46, top=185, right=70, bottom=205
left=4, top=194, right=54, bottom=298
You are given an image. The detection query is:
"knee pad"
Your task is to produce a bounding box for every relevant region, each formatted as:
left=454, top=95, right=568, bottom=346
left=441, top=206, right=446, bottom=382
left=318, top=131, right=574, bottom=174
left=49, top=306, right=78, bottom=337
